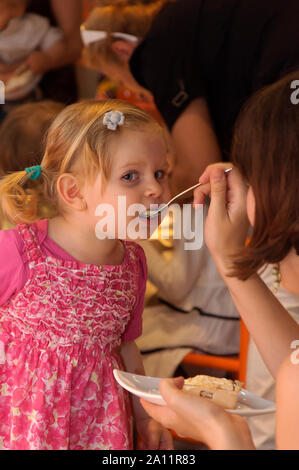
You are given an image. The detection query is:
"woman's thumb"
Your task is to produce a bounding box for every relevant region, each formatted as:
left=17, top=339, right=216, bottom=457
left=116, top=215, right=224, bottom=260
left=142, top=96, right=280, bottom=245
left=159, top=377, right=184, bottom=403
left=209, top=168, right=227, bottom=215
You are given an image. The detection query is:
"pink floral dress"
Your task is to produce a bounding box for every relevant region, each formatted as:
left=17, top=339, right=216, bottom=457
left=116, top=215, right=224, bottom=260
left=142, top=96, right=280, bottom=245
left=0, top=223, right=146, bottom=450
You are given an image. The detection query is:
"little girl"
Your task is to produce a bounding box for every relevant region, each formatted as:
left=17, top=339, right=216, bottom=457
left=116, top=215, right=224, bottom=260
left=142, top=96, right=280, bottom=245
left=0, top=99, right=172, bottom=450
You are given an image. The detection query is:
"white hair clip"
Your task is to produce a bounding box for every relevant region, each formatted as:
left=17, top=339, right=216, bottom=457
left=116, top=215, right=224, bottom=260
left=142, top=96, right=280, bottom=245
left=103, top=111, right=125, bottom=131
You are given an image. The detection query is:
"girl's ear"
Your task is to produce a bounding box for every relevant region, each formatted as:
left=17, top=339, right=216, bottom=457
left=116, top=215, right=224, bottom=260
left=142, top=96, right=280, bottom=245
left=57, top=174, right=87, bottom=211
left=111, top=40, right=136, bottom=62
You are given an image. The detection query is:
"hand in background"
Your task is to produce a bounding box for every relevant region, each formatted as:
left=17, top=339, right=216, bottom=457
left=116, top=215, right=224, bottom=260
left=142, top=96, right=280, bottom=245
left=136, top=416, right=173, bottom=450
left=26, top=51, right=49, bottom=76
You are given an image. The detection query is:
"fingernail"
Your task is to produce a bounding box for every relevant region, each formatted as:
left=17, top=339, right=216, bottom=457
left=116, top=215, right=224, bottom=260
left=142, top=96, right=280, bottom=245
left=193, top=203, right=201, bottom=210
left=212, top=171, right=225, bottom=182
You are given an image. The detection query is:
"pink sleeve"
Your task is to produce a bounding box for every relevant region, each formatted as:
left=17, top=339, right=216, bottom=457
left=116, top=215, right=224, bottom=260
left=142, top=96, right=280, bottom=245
left=0, top=229, right=28, bottom=306
left=122, top=244, right=147, bottom=342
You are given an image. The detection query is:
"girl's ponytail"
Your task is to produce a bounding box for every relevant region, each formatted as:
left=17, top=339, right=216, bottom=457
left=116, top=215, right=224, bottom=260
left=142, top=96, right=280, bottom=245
left=0, top=168, right=50, bottom=225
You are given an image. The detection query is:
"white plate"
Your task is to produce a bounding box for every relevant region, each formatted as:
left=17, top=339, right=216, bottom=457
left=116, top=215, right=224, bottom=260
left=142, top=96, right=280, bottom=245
left=113, top=369, right=276, bottom=417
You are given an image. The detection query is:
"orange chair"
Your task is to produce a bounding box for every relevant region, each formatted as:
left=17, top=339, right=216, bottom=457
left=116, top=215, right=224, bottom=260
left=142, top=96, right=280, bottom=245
left=181, top=318, right=249, bottom=385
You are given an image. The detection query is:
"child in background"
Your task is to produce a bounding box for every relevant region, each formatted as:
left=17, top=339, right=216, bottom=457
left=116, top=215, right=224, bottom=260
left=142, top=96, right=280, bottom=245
left=0, top=99, right=172, bottom=450
left=0, top=0, right=63, bottom=101
left=0, top=100, right=65, bottom=229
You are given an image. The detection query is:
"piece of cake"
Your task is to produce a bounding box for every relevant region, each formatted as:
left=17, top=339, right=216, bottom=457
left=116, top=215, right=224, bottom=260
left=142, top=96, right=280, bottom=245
left=183, top=375, right=242, bottom=409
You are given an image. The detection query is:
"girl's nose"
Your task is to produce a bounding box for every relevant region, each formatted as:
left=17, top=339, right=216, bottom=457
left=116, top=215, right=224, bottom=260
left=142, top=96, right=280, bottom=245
left=144, top=178, right=163, bottom=200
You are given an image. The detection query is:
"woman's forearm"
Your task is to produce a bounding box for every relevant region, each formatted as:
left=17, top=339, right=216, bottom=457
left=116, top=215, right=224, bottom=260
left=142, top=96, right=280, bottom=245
left=223, top=273, right=299, bottom=377
left=45, top=0, right=83, bottom=70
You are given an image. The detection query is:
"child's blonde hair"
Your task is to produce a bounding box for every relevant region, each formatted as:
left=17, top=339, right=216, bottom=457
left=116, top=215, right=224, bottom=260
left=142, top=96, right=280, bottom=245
left=0, top=99, right=165, bottom=225
left=84, top=0, right=173, bottom=67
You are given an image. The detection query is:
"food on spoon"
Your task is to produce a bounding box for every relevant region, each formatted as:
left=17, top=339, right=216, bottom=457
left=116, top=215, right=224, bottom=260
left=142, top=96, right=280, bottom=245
left=183, top=375, right=242, bottom=409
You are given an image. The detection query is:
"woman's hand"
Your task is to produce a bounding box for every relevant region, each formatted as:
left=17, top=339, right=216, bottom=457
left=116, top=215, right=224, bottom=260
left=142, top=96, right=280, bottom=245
left=136, top=416, right=173, bottom=450
left=26, top=51, right=49, bottom=75
left=193, top=163, right=249, bottom=276
left=141, top=377, right=255, bottom=450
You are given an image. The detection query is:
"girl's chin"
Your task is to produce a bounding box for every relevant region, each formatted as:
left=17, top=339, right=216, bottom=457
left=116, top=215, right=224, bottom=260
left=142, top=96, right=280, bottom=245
left=94, top=213, right=163, bottom=241
left=124, top=216, right=160, bottom=241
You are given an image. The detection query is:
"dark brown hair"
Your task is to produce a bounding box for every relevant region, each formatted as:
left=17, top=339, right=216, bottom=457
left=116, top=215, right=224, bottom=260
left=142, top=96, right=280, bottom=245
left=230, top=71, right=299, bottom=280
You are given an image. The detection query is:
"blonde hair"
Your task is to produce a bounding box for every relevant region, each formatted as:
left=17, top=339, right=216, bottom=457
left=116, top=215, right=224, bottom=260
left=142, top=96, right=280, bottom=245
left=0, top=99, right=165, bottom=225
left=84, top=0, right=173, bottom=67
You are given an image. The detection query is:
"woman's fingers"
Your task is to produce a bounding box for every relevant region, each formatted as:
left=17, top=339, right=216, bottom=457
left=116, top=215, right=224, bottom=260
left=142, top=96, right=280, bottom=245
left=193, top=168, right=229, bottom=219
left=193, top=182, right=211, bottom=206
left=208, top=167, right=229, bottom=219
left=198, top=162, right=233, bottom=184
left=193, top=163, right=234, bottom=207
left=141, top=378, right=226, bottom=446
left=140, top=398, right=176, bottom=430
left=140, top=378, right=184, bottom=431
left=158, top=377, right=185, bottom=407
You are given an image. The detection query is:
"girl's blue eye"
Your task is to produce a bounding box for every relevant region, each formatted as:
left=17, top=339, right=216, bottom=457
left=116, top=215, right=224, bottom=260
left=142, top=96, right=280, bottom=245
left=122, top=172, right=138, bottom=182
left=155, top=170, right=166, bottom=180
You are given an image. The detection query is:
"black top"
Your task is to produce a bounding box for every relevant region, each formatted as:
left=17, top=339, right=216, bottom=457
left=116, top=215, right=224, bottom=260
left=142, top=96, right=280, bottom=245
left=27, top=0, right=57, bottom=26
left=130, top=0, right=299, bottom=155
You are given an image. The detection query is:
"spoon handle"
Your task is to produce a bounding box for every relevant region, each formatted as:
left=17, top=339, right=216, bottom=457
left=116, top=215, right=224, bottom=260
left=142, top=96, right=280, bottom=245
left=167, top=167, right=233, bottom=206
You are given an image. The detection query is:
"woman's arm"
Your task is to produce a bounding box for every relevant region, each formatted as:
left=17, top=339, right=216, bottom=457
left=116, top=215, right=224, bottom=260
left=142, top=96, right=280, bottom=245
left=276, top=353, right=299, bottom=449
left=27, top=0, right=83, bottom=74
left=222, top=274, right=299, bottom=378
left=193, top=164, right=299, bottom=378
left=170, top=98, right=222, bottom=195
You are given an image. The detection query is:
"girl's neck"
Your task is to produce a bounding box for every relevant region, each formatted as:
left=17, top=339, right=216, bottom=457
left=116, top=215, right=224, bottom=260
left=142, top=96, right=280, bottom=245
left=47, top=216, right=126, bottom=267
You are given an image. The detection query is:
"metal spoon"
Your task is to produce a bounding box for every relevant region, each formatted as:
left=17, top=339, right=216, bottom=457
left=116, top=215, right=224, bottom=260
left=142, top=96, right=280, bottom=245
left=140, top=167, right=233, bottom=219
